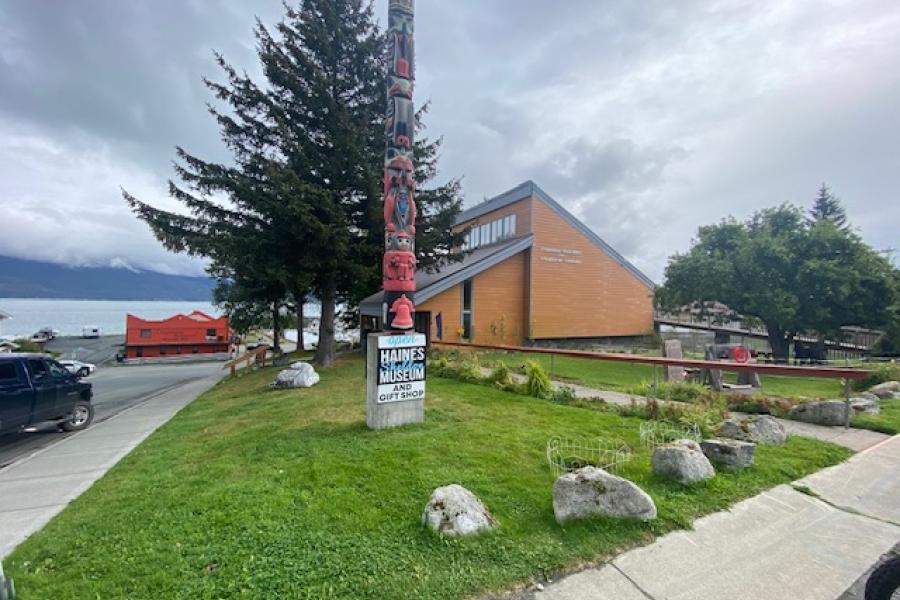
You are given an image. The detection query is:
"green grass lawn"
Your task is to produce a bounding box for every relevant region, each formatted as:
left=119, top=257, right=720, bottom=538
left=7, top=356, right=851, bottom=600
left=853, top=399, right=900, bottom=435
left=477, top=350, right=843, bottom=399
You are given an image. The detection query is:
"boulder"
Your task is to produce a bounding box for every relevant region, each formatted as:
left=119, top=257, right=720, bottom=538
left=869, top=381, right=900, bottom=399
left=701, top=439, right=756, bottom=469
left=788, top=400, right=848, bottom=426
left=850, top=397, right=880, bottom=415
left=717, top=415, right=787, bottom=445
left=272, top=361, right=320, bottom=389
left=422, top=484, right=497, bottom=536
left=651, top=439, right=715, bottom=484
left=552, top=467, right=657, bottom=523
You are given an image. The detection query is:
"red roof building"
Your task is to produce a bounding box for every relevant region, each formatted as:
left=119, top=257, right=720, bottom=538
left=125, top=311, right=231, bottom=359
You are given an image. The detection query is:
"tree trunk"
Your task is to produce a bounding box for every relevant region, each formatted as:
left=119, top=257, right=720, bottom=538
left=296, top=298, right=305, bottom=352
left=314, top=280, right=336, bottom=367
left=272, top=300, right=282, bottom=355
left=766, top=323, right=791, bottom=363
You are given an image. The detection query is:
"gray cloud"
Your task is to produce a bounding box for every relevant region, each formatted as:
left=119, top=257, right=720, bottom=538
left=1, top=0, right=898, bottom=281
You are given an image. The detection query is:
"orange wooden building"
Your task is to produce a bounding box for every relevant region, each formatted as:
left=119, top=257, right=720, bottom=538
left=360, top=181, right=655, bottom=346
left=124, top=311, right=231, bottom=359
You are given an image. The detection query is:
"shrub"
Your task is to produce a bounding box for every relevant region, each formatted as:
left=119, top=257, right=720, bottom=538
left=524, top=360, right=552, bottom=399
left=728, top=393, right=796, bottom=417
left=549, top=385, right=578, bottom=404
left=628, top=380, right=719, bottom=404
left=852, top=363, right=900, bottom=391
left=487, top=361, right=513, bottom=386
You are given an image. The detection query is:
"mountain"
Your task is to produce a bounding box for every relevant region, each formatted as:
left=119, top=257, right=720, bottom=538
left=0, top=255, right=215, bottom=301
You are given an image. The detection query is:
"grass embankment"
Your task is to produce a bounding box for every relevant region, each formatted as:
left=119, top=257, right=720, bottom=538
left=853, top=399, right=900, bottom=435
left=8, top=356, right=850, bottom=600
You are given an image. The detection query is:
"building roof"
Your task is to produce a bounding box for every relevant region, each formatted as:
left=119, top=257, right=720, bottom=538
left=456, top=180, right=655, bottom=289
left=360, top=235, right=534, bottom=316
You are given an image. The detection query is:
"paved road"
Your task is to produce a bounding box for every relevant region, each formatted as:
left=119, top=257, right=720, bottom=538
left=45, top=334, right=124, bottom=365
left=0, top=370, right=224, bottom=558
left=0, top=361, right=224, bottom=468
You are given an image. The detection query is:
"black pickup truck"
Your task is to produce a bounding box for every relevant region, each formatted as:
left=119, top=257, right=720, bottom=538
left=0, top=354, right=94, bottom=436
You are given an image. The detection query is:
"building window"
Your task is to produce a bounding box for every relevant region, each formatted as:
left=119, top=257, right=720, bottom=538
left=460, top=213, right=518, bottom=252
left=206, top=328, right=217, bottom=337
left=136, top=348, right=143, bottom=358
left=160, top=347, right=167, bottom=355
left=461, top=279, right=473, bottom=340
left=140, top=329, right=151, bottom=338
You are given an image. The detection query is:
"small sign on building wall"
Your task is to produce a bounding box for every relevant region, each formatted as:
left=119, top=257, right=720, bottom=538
left=376, top=333, right=426, bottom=404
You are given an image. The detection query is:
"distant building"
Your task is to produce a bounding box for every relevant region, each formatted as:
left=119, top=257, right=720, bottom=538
left=360, top=180, right=655, bottom=347
left=125, top=311, right=230, bottom=359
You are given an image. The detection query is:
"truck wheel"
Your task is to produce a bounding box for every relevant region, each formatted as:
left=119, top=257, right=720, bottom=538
left=866, top=556, right=900, bottom=600
left=78, top=367, right=90, bottom=378
left=61, top=401, right=94, bottom=432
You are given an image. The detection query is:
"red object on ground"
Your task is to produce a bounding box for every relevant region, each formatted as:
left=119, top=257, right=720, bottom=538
left=125, top=311, right=231, bottom=359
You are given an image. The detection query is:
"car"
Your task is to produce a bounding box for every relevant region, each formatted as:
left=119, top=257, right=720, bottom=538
left=29, top=333, right=50, bottom=344
left=82, top=326, right=101, bottom=339
left=0, top=353, right=94, bottom=436
left=58, top=359, right=96, bottom=378
left=36, top=327, right=59, bottom=340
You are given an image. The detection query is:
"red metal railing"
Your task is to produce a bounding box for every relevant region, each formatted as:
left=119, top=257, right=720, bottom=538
left=432, top=341, right=869, bottom=380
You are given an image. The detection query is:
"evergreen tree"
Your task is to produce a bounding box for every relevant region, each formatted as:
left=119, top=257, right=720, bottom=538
left=125, top=0, right=463, bottom=366
left=808, top=183, right=849, bottom=230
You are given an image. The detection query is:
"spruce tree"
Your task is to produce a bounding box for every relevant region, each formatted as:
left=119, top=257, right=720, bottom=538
left=808, top=183, right=849, bottom=230
left=125, top=0, right=463, bottom=366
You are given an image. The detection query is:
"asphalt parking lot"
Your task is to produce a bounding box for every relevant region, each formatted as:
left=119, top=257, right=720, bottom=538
left=0, top=360, right=224, bottom=468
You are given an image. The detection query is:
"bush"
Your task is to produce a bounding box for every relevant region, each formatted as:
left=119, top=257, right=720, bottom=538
left=727, top=393, right=796, bottom=417
left=852, top=363, right=900, bottom=391
left=524, top=360, right=552, bottom=399
left=616, top=396, right=726, bottom=436
left=549, top=385, right=578, bottom=404
left=628, top=380, right=713, bottom=403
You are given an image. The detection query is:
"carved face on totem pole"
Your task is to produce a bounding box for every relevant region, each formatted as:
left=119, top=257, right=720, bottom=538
left=383, top=0, right=416, bottom=331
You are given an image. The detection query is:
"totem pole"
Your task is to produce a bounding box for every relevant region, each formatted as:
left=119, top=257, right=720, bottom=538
left=365, top=0, right=426, bottom=430
left=382, top=0, right=417, bottom=331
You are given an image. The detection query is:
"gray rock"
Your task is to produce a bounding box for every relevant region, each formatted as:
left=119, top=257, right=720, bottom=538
left=651, top=439, right=716, bottom=484
left=272, top=361, right=320, bottom=389
left=701, top=438, right=756, bottom=469
left=717, top=415, right=787, bottom=445
left=869, top=381, right=900, bottom=399
left=552, top=467, right=657, bottom=523
left=788, top=400, right=849, bottom=426
left=849, top=397, right=880, bottom=415
left=861, top=391, right=880, bottom=402
left=422, top=484, right=497, bottom=536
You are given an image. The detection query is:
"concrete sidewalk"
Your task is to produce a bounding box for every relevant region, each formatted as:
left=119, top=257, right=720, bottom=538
left=521, top=435, right=900, bottom=600
left=0, top=372, right=223, bottom=559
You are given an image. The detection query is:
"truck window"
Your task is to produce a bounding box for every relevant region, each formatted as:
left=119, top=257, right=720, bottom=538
left=48, top=361, right=70, bottom=378
left=0, top=363, right=19, bottom=382
left=28, top=359, right=49, bottom=380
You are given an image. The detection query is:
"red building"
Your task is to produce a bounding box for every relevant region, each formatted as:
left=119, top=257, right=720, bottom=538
left=125, top=311, right=231, bottom=359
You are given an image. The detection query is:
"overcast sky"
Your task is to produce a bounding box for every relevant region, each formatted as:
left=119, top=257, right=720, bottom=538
left=1, top=0, right=898, bottom=281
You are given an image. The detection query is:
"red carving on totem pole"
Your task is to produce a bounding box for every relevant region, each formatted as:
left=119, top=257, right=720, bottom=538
left=389, top=295, right=415, bottom=330
left=382, top=0, right=417, bottom=331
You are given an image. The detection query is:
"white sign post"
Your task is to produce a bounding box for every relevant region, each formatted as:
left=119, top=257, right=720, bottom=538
left=366, top=332, right=426, bottom=429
